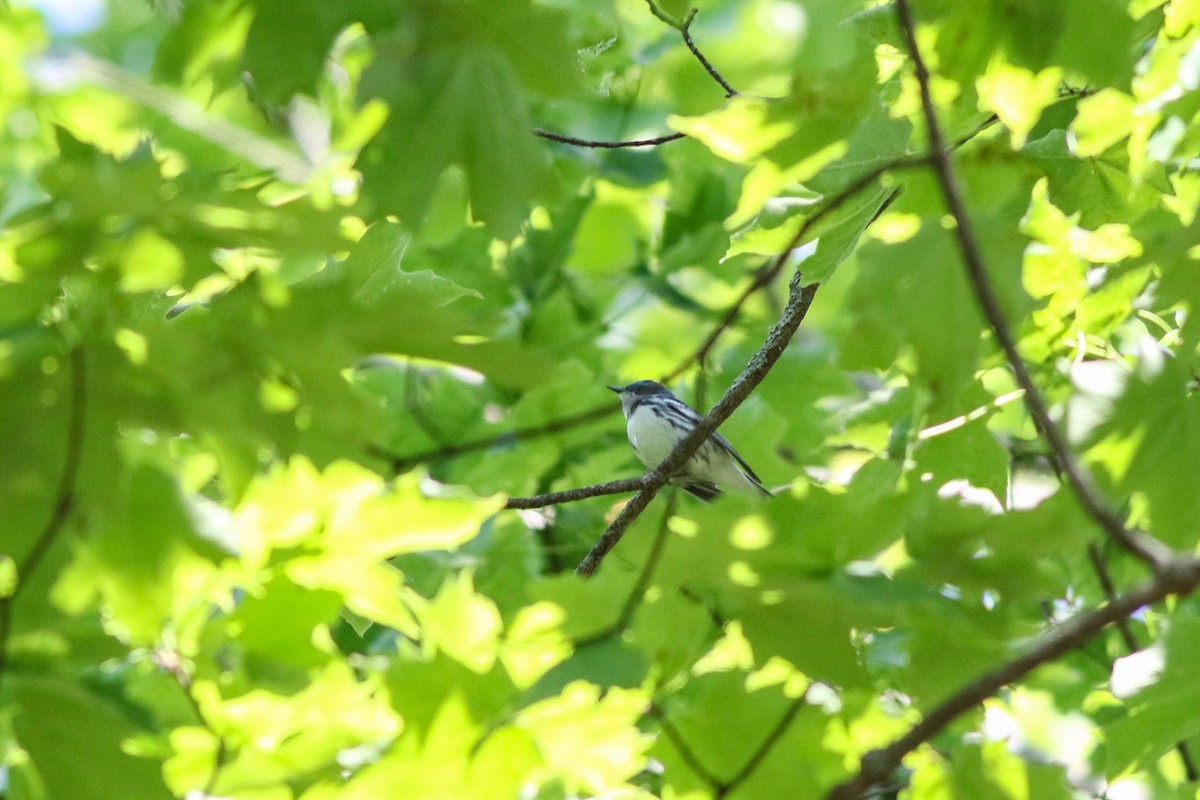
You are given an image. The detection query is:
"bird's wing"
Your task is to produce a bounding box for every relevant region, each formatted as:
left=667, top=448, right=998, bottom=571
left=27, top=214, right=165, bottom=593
left=711, top=429, right=765, bottom=484
left=661, top=398, right=766, bottom=485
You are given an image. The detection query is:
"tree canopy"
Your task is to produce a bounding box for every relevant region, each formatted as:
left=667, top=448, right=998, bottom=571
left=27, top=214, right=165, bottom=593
left=2, top=0, right=1200, bottom=798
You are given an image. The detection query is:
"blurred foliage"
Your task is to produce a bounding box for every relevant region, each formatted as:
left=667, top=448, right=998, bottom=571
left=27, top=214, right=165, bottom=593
left=1, top=0, right=1200, bottom=798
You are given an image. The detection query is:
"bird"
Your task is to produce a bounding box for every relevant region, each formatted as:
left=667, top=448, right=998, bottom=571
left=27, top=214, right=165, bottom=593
left=608, top=380, right=772, bottom=501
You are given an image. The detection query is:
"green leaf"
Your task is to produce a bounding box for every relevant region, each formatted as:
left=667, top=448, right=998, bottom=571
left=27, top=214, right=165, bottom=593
left=242, top=0, right=362, bottom=104
left=53, top=465, right=208, bottom=646
left=359, top=0, right=577, bottom=236
left=337, top=221, right=483, bottom=308
left=516, top=681, right=650, bottom=794
left=1090, top=357, right=1200, bottom=548
left=418, top=573, right=503, bottom=673
left=1105, top=616, right=1200, bottom=776
left=1071, top=90, right=1136, bottom=158
left=976, top=61, right=1063, bottom=149
left=838, top=222, right=985, bottom=400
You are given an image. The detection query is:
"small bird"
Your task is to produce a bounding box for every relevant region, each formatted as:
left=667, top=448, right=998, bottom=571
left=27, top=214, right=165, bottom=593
left=608, top=380, right=771, bottom=501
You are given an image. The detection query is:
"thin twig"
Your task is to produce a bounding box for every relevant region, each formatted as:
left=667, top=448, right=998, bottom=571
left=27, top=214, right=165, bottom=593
left=1086, top=543, right=1141, bottom=652
left=950, top=114, right=1001, bottom=151
left=679, top=9, right=738, bottom=97
left=0, top=346, right=86, bottom=684
left=643, top=2, right=738, bottom=96
left=893, top=0, right=1170, bottom=571
left=825, top=556, right=1200, bottom=799
left=1086, top=543, right=1200, bottom=781
left=505, top=478, right=645, bottom=509
left=534, top=1, right=735, bottom=150
left=577, top=272, right=819, bottom=577
left=534, top=129, right=687, bottom=149
left=679, top=586, right=729, bottom=631
left=643, top=0, right=682, bottom=27
left=615, top=492, right=676, bottom=624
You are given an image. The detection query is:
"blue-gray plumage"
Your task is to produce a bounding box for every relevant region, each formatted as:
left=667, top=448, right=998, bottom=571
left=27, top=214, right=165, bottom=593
left=608, top=380, right=771, bottom=501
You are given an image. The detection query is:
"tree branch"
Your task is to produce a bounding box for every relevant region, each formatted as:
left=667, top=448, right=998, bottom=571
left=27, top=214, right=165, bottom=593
left=0, top=345, right=86, bottom=685
left=399, top=122, right=972, bottom=470
left=533, top=129, right=687, bottom=149
left=576, top=271, right=819, bottom=577
left=505, top=478, right=645, bottom=509
left=390, top=47, right=988, bottom=478
left=892, top=0, right=1171, bottom=571
left=825, top=556, right=1200, bottom=799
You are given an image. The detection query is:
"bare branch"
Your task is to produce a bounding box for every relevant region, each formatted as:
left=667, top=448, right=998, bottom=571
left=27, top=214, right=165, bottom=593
left=534, top=128, right=687, bottom=149
left=643, top=2, right=738, bottom=96
left=825, top=555, right=1200, bottom=799
left=892, top=0, right=1170, bottom=571
left=679, top=9, right=738, bottom=97
left=577, top=272, right=820, bottom=577
left=505, top=478, right=645, bottom=509
left=0, top=345, right=86, bottom=684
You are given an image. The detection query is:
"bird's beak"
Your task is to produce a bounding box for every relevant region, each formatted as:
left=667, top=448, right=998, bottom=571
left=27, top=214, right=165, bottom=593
left=607, top=385, right=623, bottom=394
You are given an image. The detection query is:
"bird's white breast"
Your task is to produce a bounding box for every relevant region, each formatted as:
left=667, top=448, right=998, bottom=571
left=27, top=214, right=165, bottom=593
left=626, top=403, right=687, bottom=468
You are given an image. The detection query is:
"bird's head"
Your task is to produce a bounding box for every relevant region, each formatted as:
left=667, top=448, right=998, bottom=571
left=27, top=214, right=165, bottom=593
left=607, top=380, right=671, bottom=415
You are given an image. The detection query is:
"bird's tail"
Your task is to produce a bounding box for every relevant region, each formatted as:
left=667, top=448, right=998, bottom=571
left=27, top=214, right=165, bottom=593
left=678, top=479, right=721, bottom=502
left=749, top=477, right=773, bottom=498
